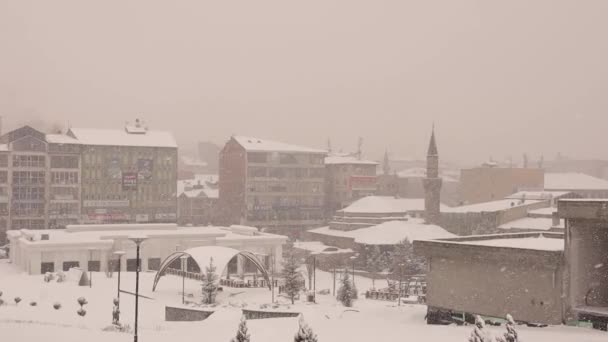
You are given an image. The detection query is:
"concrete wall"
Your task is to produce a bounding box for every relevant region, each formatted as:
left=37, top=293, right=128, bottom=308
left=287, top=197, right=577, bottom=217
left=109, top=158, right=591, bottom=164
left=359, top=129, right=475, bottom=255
left=242, top=309, right=300, bottom=320
left=416, top=236, right=564, bottom=325
left=165, top=306, right=214, bottom=321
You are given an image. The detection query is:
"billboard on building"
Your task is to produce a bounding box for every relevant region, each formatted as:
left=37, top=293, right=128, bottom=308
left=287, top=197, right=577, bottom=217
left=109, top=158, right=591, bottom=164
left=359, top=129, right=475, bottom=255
left=122, top=172, right=138, bottom=190
left=137, top=159, right=153, bottom=180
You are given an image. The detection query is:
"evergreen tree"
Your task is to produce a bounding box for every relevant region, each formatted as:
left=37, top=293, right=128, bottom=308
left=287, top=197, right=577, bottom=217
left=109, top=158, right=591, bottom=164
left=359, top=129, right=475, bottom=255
left=294, top=316, right=318, bottom=342
left=230, top=316, right=250, bottom=342
left=391, top=238, right=426, bottom=275
left=282, top=253, right=304, bottom=304
left=337, top=270, right=356, bottom=307
left=364, top=245, right=383, bottom=289
left=201, top=257, right=219, bottom=304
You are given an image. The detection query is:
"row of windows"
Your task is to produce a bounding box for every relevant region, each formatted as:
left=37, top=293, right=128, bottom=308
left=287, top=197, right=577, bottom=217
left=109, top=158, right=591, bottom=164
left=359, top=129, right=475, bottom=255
left=51, top=171, right=79, bottom=184
left=11, top=202, right=45, bottom=217
left=50, top=155, right=79, bottom=169
left=247, top=167, right=325, bottom=179
left=246, top=209, right=324, bottom=221
left=12, top=186, right=45, bottom=200
left=247, top=195, right=323, bottom=208
left=13, top=171, right=45, bottom=185
left=50, top=186, right=79, bottom=200
left=247, top=181, right=323, bottom=194
left=82, top=151, right=175, bottom=168
left=248, top=152, right=324, bottom=165
left=12, top=219, right=45, bottom=229
left=13, top=155, right=45, bottom=168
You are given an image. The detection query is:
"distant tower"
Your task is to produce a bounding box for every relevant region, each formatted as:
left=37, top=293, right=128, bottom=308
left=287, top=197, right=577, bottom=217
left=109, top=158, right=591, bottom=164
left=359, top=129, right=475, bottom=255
left=423, top=126, right=442, bottom=225
left=382, top=149, right=390, bottom=175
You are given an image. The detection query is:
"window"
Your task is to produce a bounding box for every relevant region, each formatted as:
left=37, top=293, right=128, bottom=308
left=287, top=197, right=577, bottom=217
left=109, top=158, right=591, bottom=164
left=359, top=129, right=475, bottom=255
left=279, top=153, right=297, bottom=164
left=248, top=152, right=267, bottom=163
left=148, top=258, right=161, bottom=271
left=0, top=171, right=7, bottom=183
left=50, top=155, right=79, bottom=168
left=0, top=154, right=7, bottom=167
left=12, top=186, right=45, bottom=201
left=12, top=155, right=45, bottom=167
left=13, top=171, right=45, bottom=185
left=63, top=261, right=79, bottom=271
left=41, top=262, right=55, bottom=273
left=309, top=168, right=324, bottom=178
left=87, top=261, right=101, bottom=272
left=248, top=167, right=267, bottom=177
left=51, top=171, right=79, bottom=185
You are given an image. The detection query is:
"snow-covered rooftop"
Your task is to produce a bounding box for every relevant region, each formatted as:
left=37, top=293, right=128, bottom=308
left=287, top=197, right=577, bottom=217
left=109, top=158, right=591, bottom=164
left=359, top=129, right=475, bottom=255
left=396, top=168, right=460, bottom=182
left=309, top=219, right=456, bottom=245
left=68, top=128, right=177, bottom=148
left=498, top=217, right=563, bottom=231
left=177, top=175, right=219, bottom=198
left=458, top=235, right=564, bottom=251
left=293, top=241, right=353, bottom=254
left=545, top=172, right=608, bottom=190
left=528, top=207, right=557, bottom=216
left=339, top=196, right=449, bottom=214
left=10, top=224, right=286, bottom=246
left=324, top=155, right=378, bottom=165
left=505, top=191, right=571, bottom=201
left=233, top=136, right=326, bottom=154
left=45, top=134, right=81, bottom=145
left=443, top=199, right=544, bottom=213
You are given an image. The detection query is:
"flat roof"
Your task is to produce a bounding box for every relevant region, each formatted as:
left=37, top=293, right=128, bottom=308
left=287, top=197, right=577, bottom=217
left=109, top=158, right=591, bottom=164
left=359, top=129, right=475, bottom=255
left=339, top=196, right=449, bottom=214
left=443, top=199, right=544, bottom=213
left=233, top=136, right=326, bottom=154
left=545, top=172, right=608, bottom=190
left=416, top=232, right=564, bottom=253
left=324, top=155, right=378, bottom=165
left=498, top=217, right=563, bottom=231
left=68, top=128, right=177, bottom=148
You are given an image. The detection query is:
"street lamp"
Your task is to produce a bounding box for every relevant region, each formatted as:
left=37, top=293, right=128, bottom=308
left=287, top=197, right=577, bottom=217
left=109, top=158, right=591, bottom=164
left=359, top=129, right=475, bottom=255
left=180, top=255, right=189, bottom=305
left=350, top=254, right=359, bottom=288
left=113, top=251, right=126, bottom=305
left=128, top=236, right=147, bottom=342
left=398, top=263, right=405, bottom=306
left=88, top=248, right=95, bottom=288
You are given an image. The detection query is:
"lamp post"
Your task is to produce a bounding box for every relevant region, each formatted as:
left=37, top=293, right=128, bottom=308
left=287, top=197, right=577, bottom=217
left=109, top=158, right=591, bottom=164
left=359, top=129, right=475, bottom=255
left=398, top=263, right=404, bottom=306
left=180, top=255, right=189, bottom=305
left=350, top=254, right=358, bottom=288
left=128, top=236, right=147, bottom=342
left=113, top=251, right=126, bottom=305
left=88, top=248, right=95, bottom=288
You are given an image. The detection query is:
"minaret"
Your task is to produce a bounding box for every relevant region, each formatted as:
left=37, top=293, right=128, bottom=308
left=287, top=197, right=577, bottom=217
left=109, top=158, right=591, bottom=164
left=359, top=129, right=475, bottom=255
left=423, top=125, right=442, bottom=225
left=382, top=149, right=390, bottom=175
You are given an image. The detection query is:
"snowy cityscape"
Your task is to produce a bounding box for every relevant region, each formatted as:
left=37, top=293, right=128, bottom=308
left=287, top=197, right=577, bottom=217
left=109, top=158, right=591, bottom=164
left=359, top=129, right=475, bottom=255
left=2, top=1, right=608, bottom=341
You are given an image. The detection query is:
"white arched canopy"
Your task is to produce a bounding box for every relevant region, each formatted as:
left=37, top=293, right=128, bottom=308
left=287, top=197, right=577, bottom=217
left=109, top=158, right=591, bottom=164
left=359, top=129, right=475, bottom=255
left=152, top=246, right=271, bottom=291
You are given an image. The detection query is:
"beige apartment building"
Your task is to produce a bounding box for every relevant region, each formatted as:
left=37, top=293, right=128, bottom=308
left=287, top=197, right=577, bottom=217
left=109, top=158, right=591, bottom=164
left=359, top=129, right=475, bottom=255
left=218, top=136, right=326, bottom=237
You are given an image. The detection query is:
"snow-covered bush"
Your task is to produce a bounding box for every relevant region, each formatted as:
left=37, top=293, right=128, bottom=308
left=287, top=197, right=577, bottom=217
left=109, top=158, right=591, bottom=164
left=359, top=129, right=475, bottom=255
left=77, top=308, right=87, bottom=317
left=29, top=301, right=37, bottom=306
left=0, top=299, right=4, bottom=306
left=56, top=272, right=66, bottom=283
left=468, top=315, right=493, bottom=342
left=230, top=316, right=250, bottom=342
left=53, top=302, right=61, bottom=310
left=294, top=316, right=318, bottom=342
left=201, top=257, right=219, bottom=304
left=77, top=297, right=88, bottom=306
left=103, top=323, right=132, bottom=333
left=337, top=270, right=357, bottom=307
left=44, top=272, right=54, bottom=283
left=496, top=314, right=519, bottom=342
left=14, top=297, right=21, bottom=305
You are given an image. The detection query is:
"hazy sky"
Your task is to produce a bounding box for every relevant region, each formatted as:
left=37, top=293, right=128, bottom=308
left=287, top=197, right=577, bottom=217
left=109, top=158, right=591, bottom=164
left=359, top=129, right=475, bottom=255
left=1, top=0, right=607, bottom=164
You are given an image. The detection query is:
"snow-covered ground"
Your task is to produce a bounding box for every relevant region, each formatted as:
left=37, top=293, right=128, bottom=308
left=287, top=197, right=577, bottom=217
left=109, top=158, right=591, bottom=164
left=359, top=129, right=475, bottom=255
left=0, top=259, right=606, bottom=341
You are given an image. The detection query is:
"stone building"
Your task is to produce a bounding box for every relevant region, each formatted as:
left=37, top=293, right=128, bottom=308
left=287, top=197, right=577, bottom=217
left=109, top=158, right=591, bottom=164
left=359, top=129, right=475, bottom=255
left=218, top=136, right=326, bottom=237
left=324, top=154, right=377, bottom=215
left=67, top=119, right=178, bottom=225
left=177, top=175, right=218, bottom=226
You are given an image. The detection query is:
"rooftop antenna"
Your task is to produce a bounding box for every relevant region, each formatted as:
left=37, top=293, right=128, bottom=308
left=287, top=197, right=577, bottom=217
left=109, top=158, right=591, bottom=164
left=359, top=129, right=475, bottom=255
left=357, top=137, right=363, bottom=159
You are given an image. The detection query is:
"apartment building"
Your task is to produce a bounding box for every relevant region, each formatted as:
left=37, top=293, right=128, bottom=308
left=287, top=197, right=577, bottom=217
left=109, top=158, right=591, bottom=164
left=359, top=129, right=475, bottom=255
left=324, top=154, right=377, bottom=214
left=218, top=136, right=326, bottom=236
left=0, top=126, right=82, bottom=242
left=66, top=119, right=178, bottom=224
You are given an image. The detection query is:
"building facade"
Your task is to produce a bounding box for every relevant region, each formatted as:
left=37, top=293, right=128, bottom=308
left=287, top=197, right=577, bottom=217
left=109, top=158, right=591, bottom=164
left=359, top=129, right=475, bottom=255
left=218, top=136, right=326, bottom=237
left=67, top=120, right=178, bottom=225
left=0, top=126, right=82, bottom=242
left=324, top=154, right=377, bottom=215
left=177, top=176, right=218, bottom=226
left=460, top=166, right=544, bottom=205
